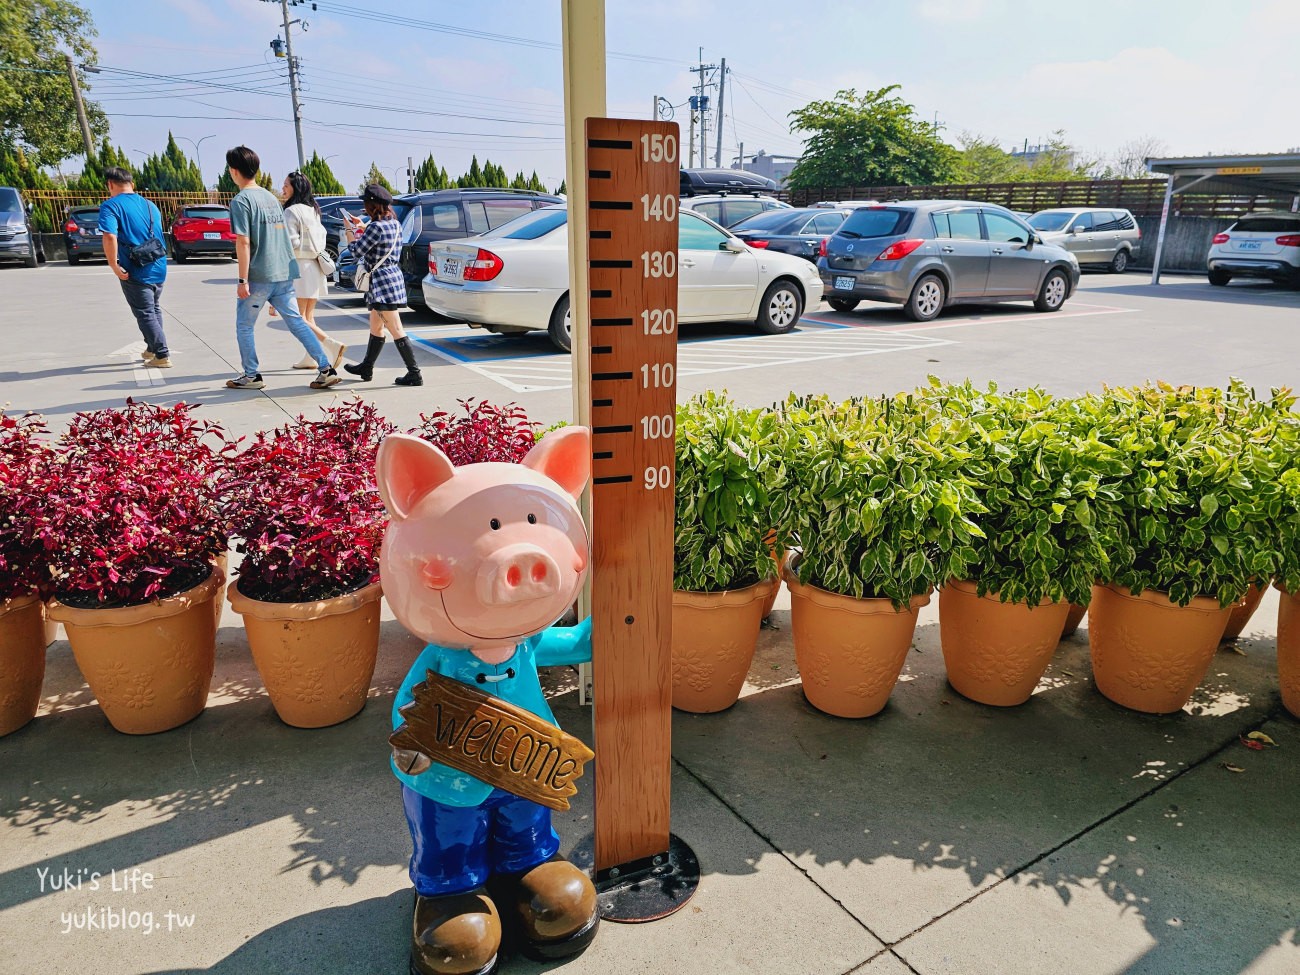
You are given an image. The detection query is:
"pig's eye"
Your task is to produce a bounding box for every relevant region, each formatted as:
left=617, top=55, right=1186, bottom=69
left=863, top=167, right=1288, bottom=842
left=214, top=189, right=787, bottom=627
left=490, top=518, right=501, bottom=531
left=527, top=513, right=537, bottom=524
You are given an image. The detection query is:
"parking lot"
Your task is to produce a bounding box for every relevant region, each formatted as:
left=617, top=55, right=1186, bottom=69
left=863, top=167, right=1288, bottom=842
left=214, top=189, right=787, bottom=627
left=3, top=258, right=1297, bottom=437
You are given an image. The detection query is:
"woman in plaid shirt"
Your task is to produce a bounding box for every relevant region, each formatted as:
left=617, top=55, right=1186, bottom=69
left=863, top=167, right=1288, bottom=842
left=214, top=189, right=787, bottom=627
left=342, top=184, right=422, bottom=387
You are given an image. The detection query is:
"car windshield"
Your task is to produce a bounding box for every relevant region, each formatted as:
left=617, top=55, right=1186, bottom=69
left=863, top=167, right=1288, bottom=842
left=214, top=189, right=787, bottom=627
left=1028, top=212, right=1075, bottom=232
left=496, top=207, right=568, bottom=240
left=731, top=210, right=809, bottom=233
left=0, top=187, right=21, bottom=212
left=838, top=208, right=911, bottom=238
left=1232, top=215, right=1300, bottom=233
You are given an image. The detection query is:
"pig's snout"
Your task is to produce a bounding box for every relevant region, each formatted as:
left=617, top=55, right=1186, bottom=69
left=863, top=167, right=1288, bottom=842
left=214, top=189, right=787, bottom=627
left=478, top=544, right=562, bottom=605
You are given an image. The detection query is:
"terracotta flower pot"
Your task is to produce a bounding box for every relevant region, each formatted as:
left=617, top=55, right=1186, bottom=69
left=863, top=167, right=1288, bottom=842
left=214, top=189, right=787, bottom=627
left=1, top=595, right=47, bottom=737
left=47, top=566, right=223, bottom=735
left=1088, top=583, right=1231, bottom=714
left=671, top=578, right=778, bottom=713
left=1221, top=581, right=1266, bottom=642
left=783, top=558, right=928, bottom=718
left=939, top=582, right=1071, bottom=707
left=1276, top=584, right=1300, bottom=719
left=229, top=579, right=382, bottom=729
left=1060, top=603, right=1087, bottom=639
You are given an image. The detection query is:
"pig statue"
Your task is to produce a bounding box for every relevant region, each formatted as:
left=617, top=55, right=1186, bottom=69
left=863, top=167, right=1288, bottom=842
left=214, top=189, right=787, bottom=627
left=375, top=427, right=599, bottom=975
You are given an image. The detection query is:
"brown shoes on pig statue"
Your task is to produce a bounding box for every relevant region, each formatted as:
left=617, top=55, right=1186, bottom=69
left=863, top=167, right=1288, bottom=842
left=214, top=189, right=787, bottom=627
left=411, top=856, right=599, bottom=975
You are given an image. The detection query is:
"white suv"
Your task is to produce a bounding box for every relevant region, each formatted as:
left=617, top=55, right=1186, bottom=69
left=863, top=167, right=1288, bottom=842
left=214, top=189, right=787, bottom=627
left=1207, top=211, right=1300, bottom=287
left=680, top=193, right=791, bottom=228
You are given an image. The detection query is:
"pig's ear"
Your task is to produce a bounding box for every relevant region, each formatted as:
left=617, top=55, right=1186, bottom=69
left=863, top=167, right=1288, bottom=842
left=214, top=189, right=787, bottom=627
left=522, top=426, right=590, bottom=499
left=376, top=434, right=456, bottom=521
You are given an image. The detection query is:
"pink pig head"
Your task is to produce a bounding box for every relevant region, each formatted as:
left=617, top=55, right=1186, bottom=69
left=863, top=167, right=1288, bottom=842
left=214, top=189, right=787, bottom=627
left=376, top=427, right=591, bottom=651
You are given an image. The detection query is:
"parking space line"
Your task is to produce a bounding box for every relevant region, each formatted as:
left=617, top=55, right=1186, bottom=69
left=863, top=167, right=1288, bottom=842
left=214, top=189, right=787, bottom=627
left=801, top=301, right=1136, bottom=334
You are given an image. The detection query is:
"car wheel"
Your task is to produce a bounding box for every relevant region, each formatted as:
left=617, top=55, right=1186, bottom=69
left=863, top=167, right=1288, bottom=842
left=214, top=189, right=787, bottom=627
left=325, top=245, right=338, bottom=262
left=67, top=253, right=79, bottom=266
left=1034, top=269, right=1069, bottom=312
left=903, top=274, right=946, bottom=322
left=24, top=242, right=38, bottom=268
left=827, top=297, right=860, bottom=313
left=1208, top=269, right=1231, bottom=286
left=755, top=279, right=803, bottom=334
left=548, top=293, right=572, bottom=353
left=1109, top=249, right=1129, bottom=274
left=171, top=247, right=187, bottom=264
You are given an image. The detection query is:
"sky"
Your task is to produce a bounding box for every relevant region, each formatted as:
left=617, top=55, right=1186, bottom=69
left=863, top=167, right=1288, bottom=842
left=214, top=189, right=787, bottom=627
left=73, top=0, right=1300, bottom=192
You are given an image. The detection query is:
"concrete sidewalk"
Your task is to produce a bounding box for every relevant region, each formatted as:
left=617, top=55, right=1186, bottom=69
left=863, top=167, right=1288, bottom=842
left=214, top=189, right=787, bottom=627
left=1, top=585, right=1296, bottom=975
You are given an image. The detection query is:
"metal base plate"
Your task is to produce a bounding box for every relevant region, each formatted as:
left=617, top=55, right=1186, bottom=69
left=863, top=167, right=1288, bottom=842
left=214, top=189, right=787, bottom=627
left=570, top=833, right=699, bottom=923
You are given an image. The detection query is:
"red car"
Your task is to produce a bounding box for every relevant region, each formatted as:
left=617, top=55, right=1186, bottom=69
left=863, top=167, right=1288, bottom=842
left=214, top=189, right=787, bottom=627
left=169, top=204, right=234, bottom=262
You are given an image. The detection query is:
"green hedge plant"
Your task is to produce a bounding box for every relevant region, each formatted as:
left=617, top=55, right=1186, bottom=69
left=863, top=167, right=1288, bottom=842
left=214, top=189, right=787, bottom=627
left=673, top=392, right=781, bottom=593
left=772, top=391, right=985, bottom=608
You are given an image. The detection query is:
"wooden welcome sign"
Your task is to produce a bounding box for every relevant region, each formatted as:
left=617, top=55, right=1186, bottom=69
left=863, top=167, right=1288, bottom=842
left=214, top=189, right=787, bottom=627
left=390, top=671, right=595, bottom=812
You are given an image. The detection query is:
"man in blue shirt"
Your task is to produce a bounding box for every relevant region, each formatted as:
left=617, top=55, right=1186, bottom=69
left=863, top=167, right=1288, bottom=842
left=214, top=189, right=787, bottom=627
left=99, top=167, right=171, bottom=368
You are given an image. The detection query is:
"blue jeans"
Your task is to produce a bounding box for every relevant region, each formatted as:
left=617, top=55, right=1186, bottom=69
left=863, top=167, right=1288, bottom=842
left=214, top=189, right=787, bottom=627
left=119, top=279, right=169, bottom=357
left=235, top=280, right=326, bottom=377
left=402, top=785, right=560, bottom=896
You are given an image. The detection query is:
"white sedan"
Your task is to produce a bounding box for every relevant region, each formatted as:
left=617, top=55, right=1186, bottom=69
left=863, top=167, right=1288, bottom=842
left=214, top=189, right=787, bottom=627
left=421, top=205, right=824, bottom=352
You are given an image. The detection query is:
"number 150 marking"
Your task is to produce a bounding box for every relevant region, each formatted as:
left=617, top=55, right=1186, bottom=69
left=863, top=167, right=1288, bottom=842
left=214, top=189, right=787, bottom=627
left=640, top=133, right=677, bottom=163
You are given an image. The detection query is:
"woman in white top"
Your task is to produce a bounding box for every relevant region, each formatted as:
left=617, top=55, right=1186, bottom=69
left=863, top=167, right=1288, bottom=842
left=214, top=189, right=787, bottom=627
left=282, top=172, right=346, bottom=369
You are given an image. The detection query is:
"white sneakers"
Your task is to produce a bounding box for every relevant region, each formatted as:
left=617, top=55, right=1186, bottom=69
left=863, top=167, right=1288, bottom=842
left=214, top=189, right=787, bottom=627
left=294, top=337, right=346, bottom=370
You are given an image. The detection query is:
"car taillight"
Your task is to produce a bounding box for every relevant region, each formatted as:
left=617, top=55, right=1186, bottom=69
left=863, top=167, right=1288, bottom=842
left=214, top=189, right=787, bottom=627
left=818, top=237, right=828, bottom=258
left=746, top=239, right=769, bottom=249
left=462, top=248, right=503, bottom=281
left=876, top=239, right=925, bottom=262
left=65, top=221, right=78, bottom=233
left=1212, top=233, right=1230, bottom=244
left=1276, top=234, right=1300, bottom=247
left=429, top=252, right=438, bottom=275
left=174, top=218, right=191, bottom=228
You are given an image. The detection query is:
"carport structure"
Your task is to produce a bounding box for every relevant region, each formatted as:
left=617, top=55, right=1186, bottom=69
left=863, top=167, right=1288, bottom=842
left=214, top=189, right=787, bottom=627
left=1145, top=153, right=1300, bottom=283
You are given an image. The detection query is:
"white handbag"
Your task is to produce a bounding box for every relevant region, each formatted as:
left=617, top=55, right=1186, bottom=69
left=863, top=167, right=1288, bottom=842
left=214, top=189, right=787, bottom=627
left=354, top=231, right=398, bottom=294
left=316, top=250, right=337, bottom=276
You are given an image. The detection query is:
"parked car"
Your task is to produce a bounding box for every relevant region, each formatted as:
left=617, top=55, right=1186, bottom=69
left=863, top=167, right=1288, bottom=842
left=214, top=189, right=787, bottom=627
left=1027, top=207, right=1141, bottom=273
left=169, top=204, right=234, bottom=262
left=680, top=167, right=777, bottom=197
left=318, top=196, right=362, bottom=262
left=64, top=205, right=104, bottom=265
left=0, top=186, right=43, bottom=267
left=1206, top=211, right=1300, bottom=287
left=397, top=188, right=562, bottom=308
left=819, top=201, right=1080, bottom=321
left=811, top=200, right=877, bottom=209
left=681, top=193, right=791, bottom=228
left=729, top=207, right=854, bottom=261
left=422, top=205, right=823, bottom=352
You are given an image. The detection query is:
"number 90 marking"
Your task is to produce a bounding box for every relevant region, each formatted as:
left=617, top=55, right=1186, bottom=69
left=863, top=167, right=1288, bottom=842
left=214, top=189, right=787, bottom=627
left=644, top=465, right=672, bottom=490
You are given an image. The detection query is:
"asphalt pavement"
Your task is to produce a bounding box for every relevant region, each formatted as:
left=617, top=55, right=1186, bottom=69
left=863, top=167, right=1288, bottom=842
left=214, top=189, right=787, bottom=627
left=1, top=259, right=1298, bottom=974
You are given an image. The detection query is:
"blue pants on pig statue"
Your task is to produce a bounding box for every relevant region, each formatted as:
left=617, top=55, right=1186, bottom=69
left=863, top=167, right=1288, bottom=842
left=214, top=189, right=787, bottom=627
left=392, top=619, right=598, bottom=975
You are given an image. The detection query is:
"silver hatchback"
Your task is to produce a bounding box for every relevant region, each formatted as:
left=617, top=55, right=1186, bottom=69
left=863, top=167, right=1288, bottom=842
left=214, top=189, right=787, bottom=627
left=817, top=201, right=1080, bottom=321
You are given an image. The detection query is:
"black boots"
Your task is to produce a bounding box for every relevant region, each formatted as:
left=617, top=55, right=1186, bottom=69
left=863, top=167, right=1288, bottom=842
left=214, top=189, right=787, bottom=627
left=394, top=336, right=423, bottom=386
left=344, top=334, right=385, bottom=382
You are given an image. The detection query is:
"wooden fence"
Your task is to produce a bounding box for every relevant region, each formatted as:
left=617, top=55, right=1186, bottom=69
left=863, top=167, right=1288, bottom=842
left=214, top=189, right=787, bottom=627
left=24, top=190, right=233, bottom=231
left=783, top=178, right=1295, bottom=218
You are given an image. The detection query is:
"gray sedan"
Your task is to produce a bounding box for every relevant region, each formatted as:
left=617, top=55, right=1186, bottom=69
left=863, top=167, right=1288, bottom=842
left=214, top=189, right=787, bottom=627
left=818, top=201, right=1080, bottom=321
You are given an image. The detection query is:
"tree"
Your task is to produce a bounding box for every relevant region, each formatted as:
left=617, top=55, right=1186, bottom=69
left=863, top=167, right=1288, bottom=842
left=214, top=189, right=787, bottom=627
left=786, top=86, right=957, bottom=190
left=554, top=178, right=566, bottom=196
left=74, top=137, right=133, bottom=190
left=359, top=162, right=393, bottom=194
left=0, top=144, right=53, bottom=190
left=301, top=151, right=345, bottom=195
left=527, top=170, right=546, bottom=192
left=1019, top=130, right=1097, bottom=181
left=413, top=153, right=450, bottom=190
left=0, top=0, right=108, bottom=166
left=217, top=170, right=237, bottom=194
left=1107, top=136, right=1168, bottom=180
left=458, top=155, right=485, bottom=188
left=953, top=133, right=1026, bottom=184
left=256, top=171, right=274, bottom=191
left=137, top=133, right=204, bottom=192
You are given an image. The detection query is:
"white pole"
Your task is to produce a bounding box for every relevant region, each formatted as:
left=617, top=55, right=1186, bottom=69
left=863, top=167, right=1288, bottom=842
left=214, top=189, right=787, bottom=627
left=1150, top=175, right=1175, bottom=286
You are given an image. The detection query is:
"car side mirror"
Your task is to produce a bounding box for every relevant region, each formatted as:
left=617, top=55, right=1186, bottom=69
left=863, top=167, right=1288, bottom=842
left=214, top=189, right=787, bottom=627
left=25, top=201, right=33, bottom=214
left=720, top=238, right=746, bottom=253
left=1069, top=224, right=1081, bottom=235
left=1031, top=233, right=1043, bottom=246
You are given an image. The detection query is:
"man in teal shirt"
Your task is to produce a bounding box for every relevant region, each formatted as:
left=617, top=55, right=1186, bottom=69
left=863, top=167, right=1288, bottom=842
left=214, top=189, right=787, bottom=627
left=223, top=145, right=338, bottom=391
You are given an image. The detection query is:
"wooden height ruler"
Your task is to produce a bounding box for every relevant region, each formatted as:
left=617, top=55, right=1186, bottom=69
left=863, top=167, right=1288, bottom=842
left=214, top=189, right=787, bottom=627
left=586, top=117, right=681, bottom=873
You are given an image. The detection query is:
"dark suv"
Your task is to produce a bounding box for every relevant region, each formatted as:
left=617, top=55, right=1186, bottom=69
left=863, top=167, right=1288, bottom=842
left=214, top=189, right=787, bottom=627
left=318, top=196, right=361, bottom=262
left=338, top=188, right=562, bottom=308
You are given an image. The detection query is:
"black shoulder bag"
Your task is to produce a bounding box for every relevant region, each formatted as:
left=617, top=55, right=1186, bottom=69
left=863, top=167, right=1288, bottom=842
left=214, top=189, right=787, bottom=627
left=128, top=202, right=167, bottom=266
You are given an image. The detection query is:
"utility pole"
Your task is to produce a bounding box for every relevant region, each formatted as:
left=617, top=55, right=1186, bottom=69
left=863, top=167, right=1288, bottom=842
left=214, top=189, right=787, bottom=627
left=738, top=141, right=744, bottom=172
left=692, top=49, right=717, bottom=169
left=64, top=54, right=95, bottom=161
left=407, top=154, right=414, bottom=193
left=714, top=58, right=726, bottom=168
left=266, top=0, right=307, bottom=169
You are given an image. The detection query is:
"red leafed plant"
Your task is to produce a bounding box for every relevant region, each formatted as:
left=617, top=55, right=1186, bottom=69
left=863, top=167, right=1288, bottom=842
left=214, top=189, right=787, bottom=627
left=0, top=411, right=53, bottom=601
left=37, top=400, right=234, bottom=608
left=221, top=399, right=394, bottom=603
left=410, top=398, right=536, bottom=465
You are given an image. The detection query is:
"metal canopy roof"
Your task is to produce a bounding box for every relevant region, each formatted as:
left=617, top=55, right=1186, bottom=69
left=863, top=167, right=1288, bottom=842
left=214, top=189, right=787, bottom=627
left=1143, top=152, right=1300, bottom=283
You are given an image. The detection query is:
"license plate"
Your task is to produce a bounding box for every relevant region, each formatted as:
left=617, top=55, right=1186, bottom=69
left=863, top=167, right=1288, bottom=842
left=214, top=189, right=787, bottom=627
left=92, top=228, right=102, bottom=236
left=1238, top=240, right=1262, bottom=250
left=440, top=257, right=461, bottom=279
left=833, top=275, right=855, bottom=291
left=203, top=232, right=221, bottom=240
